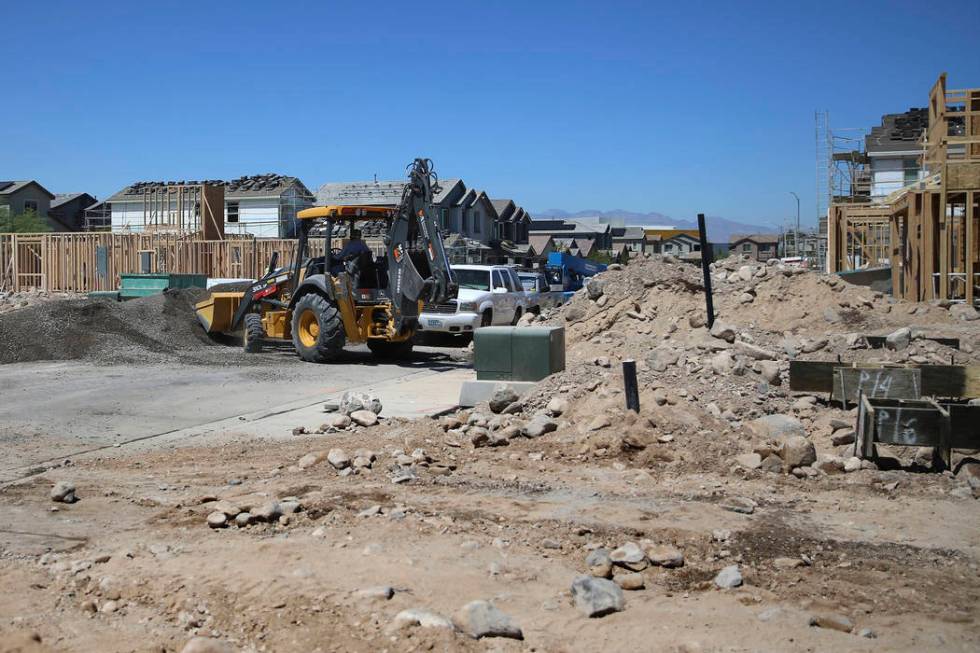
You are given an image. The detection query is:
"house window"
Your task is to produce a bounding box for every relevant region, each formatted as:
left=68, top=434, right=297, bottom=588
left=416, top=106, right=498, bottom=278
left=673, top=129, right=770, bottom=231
left=440, top=208, right=449, bottom=230
left=903, top=158, right=919, bottom=185
left=473, top=210, right=481, bottom=234
left=664, top=243, right=672, bottom=251
left=227, top=202, right=240, bottom=223
left=742, top=243, right=752, bottom=252
left=23, top=200, right=38, bottom=213
left=461, top=212, right=468, bottom=233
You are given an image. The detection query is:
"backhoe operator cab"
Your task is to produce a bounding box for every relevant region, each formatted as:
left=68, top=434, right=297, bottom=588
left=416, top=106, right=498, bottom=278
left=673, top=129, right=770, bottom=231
left=194, top=158, right=457, bottom=363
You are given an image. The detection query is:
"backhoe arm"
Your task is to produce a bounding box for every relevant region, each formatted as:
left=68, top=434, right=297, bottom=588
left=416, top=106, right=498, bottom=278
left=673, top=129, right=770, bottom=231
left=385, top=158, right=458, bottom=329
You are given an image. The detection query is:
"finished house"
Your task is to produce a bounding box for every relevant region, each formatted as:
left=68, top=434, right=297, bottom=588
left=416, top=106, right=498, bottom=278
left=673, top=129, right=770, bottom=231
left=49, top=193, right=98, bottom=231
left=729, top=233, right=779, bottom=261
left=0, top=180, right=55, bottom=224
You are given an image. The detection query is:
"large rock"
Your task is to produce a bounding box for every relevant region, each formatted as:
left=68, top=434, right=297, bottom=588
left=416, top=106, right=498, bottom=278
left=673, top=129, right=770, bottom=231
left=949, top=304, right=979, bottom=321
left=453, top=600, right=523, bottom=640
left=391, top=608, right=454, bottom=631
left=586, top=278, right=607, bottom=300
left=776, top=435, right=816, bottom=469
left=734, top=341, right=776, bottom=361
left=523, top=416, right=558, bottom=438
left=647, top=347, right=680, bottom=372
left=710, top=350, right=735, bottom=375
left=884, top=327, right=912, bottom=351
left=570, top=576, right=625, bottom=617
left=327, top=449, right=351, bottom=469
left=714, top=565, right=743, bottom=589
left=50, top=481, right=77, bottom=503
left=747, top=414, right=806, bottom=440
left=757, top=360, right=781, bottom=384
left=339, top=391, right=382, bottom=416
left=610, top=542, right=647, bottom=571
left=546, top=397, right=569, bottom=416
left=349, top=410, right=379, bottom=427
left=809, top=612, right=854, bottom=633
left=488, top=386, right=519, bottom=414
left=644, top=543, right=684, bottom=568
left=734, top=453, right=762, bottom=470
left=586, top=548, right=613, bottom=578
left=709, top=322, right=737, bottom=343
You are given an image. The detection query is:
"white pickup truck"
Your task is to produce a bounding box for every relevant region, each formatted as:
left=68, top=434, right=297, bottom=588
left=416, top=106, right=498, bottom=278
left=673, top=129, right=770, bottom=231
left=418, top=264, right=529, bottom=338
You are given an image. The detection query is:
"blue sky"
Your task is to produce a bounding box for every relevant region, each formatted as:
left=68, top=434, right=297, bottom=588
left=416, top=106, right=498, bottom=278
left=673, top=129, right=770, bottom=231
left=2, top=1, right=978, bottom=228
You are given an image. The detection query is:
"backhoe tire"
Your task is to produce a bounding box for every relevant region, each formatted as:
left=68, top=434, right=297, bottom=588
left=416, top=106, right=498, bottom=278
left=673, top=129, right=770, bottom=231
left=291, top=293, right=345, bottom=363
left=511, top=307, right=523, bottom=326
left=243, top=313, right=265, bottom=353
left=367, top=339, right=414, bottom=359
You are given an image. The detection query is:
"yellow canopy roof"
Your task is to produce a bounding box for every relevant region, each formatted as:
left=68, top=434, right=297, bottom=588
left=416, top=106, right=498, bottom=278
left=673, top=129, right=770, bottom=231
left=297, top=205, right=396, bottom=221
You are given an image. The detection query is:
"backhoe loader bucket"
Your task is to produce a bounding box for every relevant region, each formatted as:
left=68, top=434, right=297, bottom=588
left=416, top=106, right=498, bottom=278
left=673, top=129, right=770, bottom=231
left=195, top=292, right=244, bottom=334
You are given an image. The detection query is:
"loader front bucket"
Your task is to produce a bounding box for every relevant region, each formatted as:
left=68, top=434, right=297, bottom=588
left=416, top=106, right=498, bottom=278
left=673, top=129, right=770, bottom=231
left=194, top=292, right=244, bottom=334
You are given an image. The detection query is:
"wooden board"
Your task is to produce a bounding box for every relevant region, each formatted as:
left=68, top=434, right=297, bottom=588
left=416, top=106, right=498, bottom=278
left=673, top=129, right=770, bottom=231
left=789, top=360, right=980, bottom=398
left=863, top=335, right=959, bottom=350
left=832, top=367, right=921, bottom=405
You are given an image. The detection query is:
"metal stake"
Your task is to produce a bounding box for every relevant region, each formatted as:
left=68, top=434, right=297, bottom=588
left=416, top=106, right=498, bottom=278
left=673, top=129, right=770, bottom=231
left=622, top=359, right=640, bottom=412
left=697, top=213, right=715, bottom=328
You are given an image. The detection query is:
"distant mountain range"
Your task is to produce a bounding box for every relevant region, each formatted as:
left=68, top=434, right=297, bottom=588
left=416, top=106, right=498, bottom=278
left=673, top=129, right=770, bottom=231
left=533, top=209, right=778, bottom=242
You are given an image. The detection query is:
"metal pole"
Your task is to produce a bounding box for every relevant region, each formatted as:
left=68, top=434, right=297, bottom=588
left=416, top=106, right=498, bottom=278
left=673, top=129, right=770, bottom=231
left=622, top=359, right=640, bottom=412
left=696, top=213, right=714, bottom=328
left=789, top=191, right=800, bottom=257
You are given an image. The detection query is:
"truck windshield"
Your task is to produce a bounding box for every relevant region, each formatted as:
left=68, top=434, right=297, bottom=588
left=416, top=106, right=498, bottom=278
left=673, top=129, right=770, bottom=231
left=518, top=274, right=536, bottom=291
left=454, top=268, right=491, bottom=291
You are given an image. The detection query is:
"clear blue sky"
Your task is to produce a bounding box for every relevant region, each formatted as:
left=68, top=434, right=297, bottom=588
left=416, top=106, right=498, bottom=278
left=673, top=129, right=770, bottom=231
left=2, top=0, right=978, bottom=228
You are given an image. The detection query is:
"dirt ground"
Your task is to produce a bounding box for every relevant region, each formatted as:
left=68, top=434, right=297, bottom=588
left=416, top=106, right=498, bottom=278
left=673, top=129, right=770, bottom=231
left=1, top=257, right=979, bottom=652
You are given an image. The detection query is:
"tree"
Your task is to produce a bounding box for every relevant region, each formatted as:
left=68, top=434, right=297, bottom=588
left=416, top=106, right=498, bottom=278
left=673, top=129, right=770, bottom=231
left=0, top=209, right=51, bottom=233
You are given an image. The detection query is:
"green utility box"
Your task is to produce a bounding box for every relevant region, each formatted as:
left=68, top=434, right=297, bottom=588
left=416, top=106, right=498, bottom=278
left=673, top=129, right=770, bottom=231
left=474, top=326, right=565, bottom=381
left=117, top=273, right=207, bottom=299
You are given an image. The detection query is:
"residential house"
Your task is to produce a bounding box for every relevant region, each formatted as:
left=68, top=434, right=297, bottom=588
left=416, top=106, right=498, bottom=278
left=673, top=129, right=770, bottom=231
left=528, top=219, right=613, bottom=253
left=866, top=108, right=929, bottom=199
left=49, top=193, right=98, bottom=231
left=108, top=174, right=314, bottom=238
left=660, top=232, right=701, bottom=255
left=0, top=180, right=58, bottom=229
left=528, top=234, right=556, bottom=258
left=490, top=199, right=532, bottom=244
left=611, top=226, right=648, bottom=257
left=729, top=234, right=779, bottom=261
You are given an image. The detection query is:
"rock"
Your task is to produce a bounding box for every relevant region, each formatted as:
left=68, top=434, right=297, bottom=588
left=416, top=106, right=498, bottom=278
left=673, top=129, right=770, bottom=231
left=885, top=327, right=912, bottom=351
left=453, top=600, right=523, bottom=640
left=546, top=397, right=569, bottom=416
left=355, top=586, right=394, bottom=600
left=234, top=512, right=252, bottom=527
left=586, top=278, right=606, bottom=300
left=689, top=313, right=705, bottom=328
left=100, top=599, right=119, bottom=613
left=714, top=565, right=743, bottom=589
left=747, top=414, right=806, bottom=440
left=957, top=462, right=980, bottom=488
left=50, top=481, right=77, bottom=503
left=586, top=414, right=611, bottom=432
left=734, top=341, right=776, bottom=360
left=180, top=637, right=237, bottom=653
left=721, top=496, right=756, bottom=514
left=858, top=628, right=877, bottom=639
left=392, top=608, right=454, bottom=631
left=738, top=265, right=754, bottom=281
left=501, top=401, right=523, bottom=415
left=291, top=426, right=308, bottom=436
left=327, top=448, right=351, bottom=469
left=823, top=307, right=841, bottom=323
left=735, top=453, right=762, bottom=470
left=339, top=391, right=382, bottom=416
left=759, top=454, right=784, bottom=474
left=739, top=292, right=755, bottom=304
left=802, top=337, right=829, bottom=353
left=648, top=347, right=680, bottom=372
left=776, top=435, right=816, bottom=469
left=709, top=321, right=736, bottom=343
left=843, top=457, right=862, bottom=473
left=298, top=452, right=324, bottom=470
left=710, top=350, right=735, bottom=375
left=489, top=386, right=519, bottom=413
left=645, top=544, right=684, bottom=568
left=206, top=511, right=228, bottom=528
left=523, top=416, right=558, bottom=438
left=813, top=454, right=845, bottom=475
left=571, top=576, right=625, bottom=617
left=773, top=557, right=805, bottom=570
left=352, top=456, right=372, bottom=469
left=808, top=612, right=854, bottom=633
left=610, top=542, right=648, bottom=570
left=349, top=410, right=379, bottom=427
left=328, top=414, right=352, bottom=429
left=758, top=360, right=781, bottom=385
left=565, top=305, right=586, bottom=322
left=614, top=572, right=645, bottom=590
left=831, top=430, right=856, bottom=446
left=949, top=304, right=979, bottom=321
left=252, top=501, right=282, bottom=522
left=586, top=548, right=613, bottom=578
left=469, top=427, right=491, bottom=447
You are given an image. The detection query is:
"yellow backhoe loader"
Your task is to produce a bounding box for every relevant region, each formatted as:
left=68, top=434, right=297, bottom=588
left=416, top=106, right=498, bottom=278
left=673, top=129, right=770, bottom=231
left=194, top=158, right=457, bottom=362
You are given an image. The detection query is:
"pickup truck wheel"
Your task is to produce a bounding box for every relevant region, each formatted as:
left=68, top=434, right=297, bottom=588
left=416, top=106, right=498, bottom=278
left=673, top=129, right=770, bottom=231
left=243, top=313, right=265, bottom=353
left=481, top=309, right=493, bottom=327
left=510, top=307, right=523, bottom=326
left=291, top=293, right=345, bottom=363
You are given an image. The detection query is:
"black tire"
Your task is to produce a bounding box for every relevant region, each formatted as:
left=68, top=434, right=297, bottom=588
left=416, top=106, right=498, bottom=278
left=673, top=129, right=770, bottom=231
left=481, top=309, right=493, bottom=327
left=291, top=293, right=345, bottom=363
left=367, top=339, right=414, bottom=359
left=511, top=307, right=523, bottom=326
left=243, top=313, right=265, bottom=353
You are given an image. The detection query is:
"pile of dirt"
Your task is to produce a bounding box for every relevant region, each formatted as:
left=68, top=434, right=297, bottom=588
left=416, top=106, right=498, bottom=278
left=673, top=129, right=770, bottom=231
left=0, top=289, right=229, bottom=365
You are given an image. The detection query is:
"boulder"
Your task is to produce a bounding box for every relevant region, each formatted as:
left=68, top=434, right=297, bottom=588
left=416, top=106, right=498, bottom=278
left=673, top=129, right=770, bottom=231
left=586, top=278, right=607, bottom=300
left=327, top=449, right=351, bottom=469
left=610, top=542, right=647, bottom=571
left=647, top=347, right=680, bottom=372
left=488, top=386, right=519, bottom=414
left=546, top=397, right=569, bottom=416
left=349, top=410, right=379, bottom=427
left=523, top=416, right=558, bottom=438
left=734, top=453, right=762, bottom=470
left=808, top=612, right=854, bottom=633
left=645, top=543, right=684, bottom=568
left=709, top=322, right=737, bottom=343
left=614, top=572, right=645, bottom=590
left=757, top=360, right=781, bottom=385
left=50, top=481, right=77, bottom=503
left=949, top=304, right=979, bottom=321
left=776, top=435, right=816, bottom=469
left=813, top=454, right=845, bottom=474
left=570, top=576, right=625, bottom=617
left=884, top=327, right=912, bottom=351
left=713, top=565, right=743, bottom=589
left=339, top=391, right=382, bottom=416
left=586, top=548, right=613, bottom=578
left=391, top=608, right=454, bottom=631
left=453, top=600, right=523, bottom=640
left=759, top=454, right=784, bottom=474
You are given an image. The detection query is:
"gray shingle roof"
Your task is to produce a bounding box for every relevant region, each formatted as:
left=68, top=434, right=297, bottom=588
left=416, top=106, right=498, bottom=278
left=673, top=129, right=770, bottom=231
left=316, top=177, right=462, bottom=207
left=0, top=180, right=55, bottom=198
left=109, top=174, right=311, bottom=203
left=866, top=108, right=928, bottom=154
left=51, top=192, right=96, bottom=209
left=729, top=233, right=779, bottom=245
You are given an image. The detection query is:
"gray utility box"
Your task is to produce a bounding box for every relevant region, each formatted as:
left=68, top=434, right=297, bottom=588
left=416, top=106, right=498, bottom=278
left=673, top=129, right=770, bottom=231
left=474, top=326, right=565, bottom=381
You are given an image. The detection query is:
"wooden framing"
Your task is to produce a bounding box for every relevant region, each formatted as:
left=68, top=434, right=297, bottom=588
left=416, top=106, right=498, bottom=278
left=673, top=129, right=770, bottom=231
left=0, top=233, right=324, bottom=293
left=827, top=203, right=892, bottom=273
left=789, top=360, right=980, bottom=399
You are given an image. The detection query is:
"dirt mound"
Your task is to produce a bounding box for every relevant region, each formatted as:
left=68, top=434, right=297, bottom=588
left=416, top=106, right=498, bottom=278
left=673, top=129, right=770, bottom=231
left=0, top=289, right=223, bottom=365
